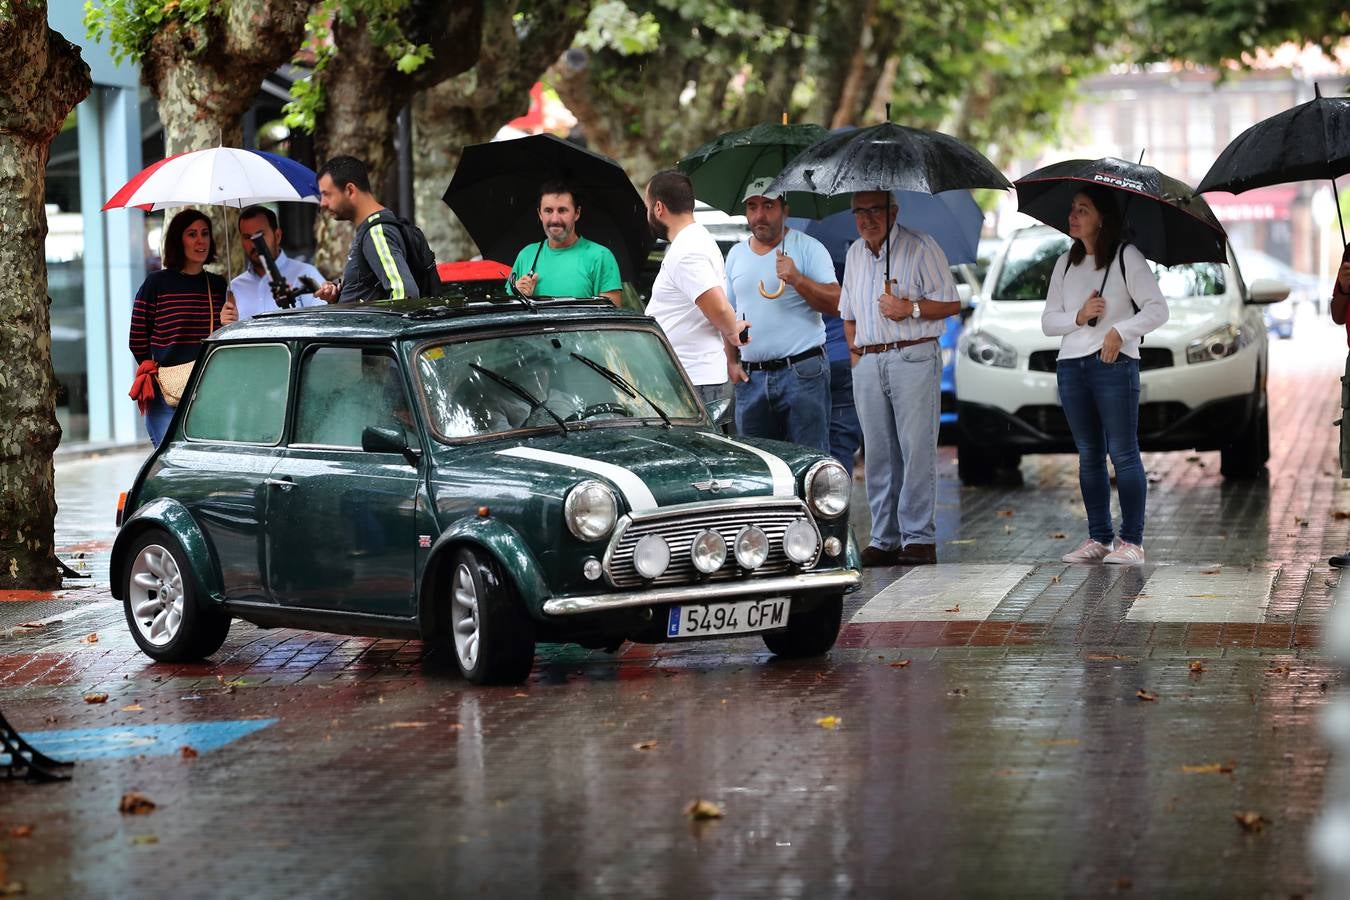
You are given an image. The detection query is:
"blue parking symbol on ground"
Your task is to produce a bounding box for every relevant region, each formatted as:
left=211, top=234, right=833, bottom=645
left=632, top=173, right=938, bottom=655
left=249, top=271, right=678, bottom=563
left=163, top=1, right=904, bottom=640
left=9, top=719, right=277, bottom=762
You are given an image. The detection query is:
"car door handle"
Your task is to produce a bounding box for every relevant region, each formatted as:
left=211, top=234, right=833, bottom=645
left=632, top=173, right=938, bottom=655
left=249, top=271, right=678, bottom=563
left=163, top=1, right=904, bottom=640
left=264, top=478, right=295, bottom=492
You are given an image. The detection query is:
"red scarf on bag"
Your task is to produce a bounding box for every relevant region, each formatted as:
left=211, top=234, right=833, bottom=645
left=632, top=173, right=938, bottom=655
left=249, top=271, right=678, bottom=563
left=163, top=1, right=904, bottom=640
left=129, top=360, right=159, bottom=413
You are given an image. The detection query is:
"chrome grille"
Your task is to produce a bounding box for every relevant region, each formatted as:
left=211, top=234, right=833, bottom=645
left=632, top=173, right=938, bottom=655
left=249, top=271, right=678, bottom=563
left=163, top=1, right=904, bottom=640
left=604, top=500, right=820, bottom=588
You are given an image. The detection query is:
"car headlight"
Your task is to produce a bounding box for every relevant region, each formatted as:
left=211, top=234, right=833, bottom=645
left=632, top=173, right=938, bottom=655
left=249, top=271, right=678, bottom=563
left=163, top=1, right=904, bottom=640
left=1186, top=324, right=1250, bottom=364
left=805, top=459, right=850, bottom=519
left=962, top=330, right=1016, bottom=368
left=564, top=480, right=617, bottom=541
left=733, top=526, right=769, bottom=570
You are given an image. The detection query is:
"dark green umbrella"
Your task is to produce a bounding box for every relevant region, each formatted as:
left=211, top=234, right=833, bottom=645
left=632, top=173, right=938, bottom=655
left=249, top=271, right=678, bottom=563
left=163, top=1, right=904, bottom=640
left=677, top=122, right=853, bottom=218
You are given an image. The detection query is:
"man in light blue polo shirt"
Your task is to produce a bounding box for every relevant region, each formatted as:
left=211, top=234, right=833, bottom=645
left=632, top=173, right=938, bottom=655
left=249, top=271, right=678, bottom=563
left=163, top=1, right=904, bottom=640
left=725, top=177, right=839, bottom=451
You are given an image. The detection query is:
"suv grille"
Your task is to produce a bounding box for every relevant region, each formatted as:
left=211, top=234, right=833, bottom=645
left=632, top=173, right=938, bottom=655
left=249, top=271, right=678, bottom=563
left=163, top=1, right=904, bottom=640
left=1028, top=348, right=1174, bottom=373
left=1015, top=401, right=1191, bottom=438
left=605, top=500, right=820, bottom=589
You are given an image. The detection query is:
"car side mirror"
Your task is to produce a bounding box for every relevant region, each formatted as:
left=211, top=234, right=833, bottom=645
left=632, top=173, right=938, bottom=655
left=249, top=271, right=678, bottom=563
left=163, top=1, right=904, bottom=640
left=362, top=425, right=420, bottom=466
left=1246, top=278, right=1290, bottom=305
left=705, top=397, right=732, bottom=426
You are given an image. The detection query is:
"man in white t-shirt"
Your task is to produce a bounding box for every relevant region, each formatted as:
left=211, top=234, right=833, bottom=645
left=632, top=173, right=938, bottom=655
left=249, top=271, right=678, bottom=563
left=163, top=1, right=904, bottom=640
left=222, top=205, right=327, bottom=322
left=643, top=170, right=750, bottom=410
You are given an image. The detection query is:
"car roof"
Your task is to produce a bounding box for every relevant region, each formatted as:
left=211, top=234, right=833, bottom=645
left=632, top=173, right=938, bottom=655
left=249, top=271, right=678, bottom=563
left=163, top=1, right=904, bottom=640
left=214, top=294, right=651, bottom=343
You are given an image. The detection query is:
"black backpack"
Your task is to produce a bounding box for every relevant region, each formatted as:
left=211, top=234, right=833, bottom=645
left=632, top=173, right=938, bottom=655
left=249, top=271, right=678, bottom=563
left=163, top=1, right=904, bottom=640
left=373, top=210, right=439, bottom=298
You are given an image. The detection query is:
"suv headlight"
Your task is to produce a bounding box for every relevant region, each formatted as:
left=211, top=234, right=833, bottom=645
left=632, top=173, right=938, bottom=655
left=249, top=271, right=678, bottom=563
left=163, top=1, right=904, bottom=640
left=1186, top=324, right=1250, bottom=364
left=805, top=459, right=850, bottom=519
left=962, top=331, right=1016, bottom=368
left=564, top=480, right=617, bottom=541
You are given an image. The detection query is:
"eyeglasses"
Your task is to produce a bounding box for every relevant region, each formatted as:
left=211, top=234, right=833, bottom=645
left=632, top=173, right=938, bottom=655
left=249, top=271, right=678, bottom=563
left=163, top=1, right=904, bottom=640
left=851, top=205, right=889, bottom=218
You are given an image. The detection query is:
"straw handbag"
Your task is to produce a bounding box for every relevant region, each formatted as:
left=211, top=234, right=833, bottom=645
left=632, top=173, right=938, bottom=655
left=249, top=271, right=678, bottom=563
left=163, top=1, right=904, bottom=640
left=156, top=276, right=216, bottom=408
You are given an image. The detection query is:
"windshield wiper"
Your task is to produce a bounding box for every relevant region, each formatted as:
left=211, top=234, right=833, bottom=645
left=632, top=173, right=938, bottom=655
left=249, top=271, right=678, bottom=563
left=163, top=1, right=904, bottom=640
left=569, top=352, right=672, bottom=427
left=469, top=363, right=568, bottom=437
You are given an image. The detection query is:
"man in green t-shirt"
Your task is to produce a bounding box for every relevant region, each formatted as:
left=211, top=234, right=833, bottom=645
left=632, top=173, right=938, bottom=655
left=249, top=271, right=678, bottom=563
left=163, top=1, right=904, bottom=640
left=511, top=181, right=623, bottom=306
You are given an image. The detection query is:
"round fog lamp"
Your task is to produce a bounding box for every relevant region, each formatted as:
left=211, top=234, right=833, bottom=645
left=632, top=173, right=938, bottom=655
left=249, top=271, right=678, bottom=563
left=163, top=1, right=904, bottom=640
left=783, top=519, right=819, bottom=565
left=690, top=530, right=727, bottom=574
left=734, top=526, right=770, bottom=570
left=633, top=534, right=670, bottom=580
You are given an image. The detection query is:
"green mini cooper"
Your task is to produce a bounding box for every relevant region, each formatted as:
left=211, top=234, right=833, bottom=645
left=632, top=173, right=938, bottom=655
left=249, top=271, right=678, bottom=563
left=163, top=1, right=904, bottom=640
left=111, top=294, right=861, bottom=683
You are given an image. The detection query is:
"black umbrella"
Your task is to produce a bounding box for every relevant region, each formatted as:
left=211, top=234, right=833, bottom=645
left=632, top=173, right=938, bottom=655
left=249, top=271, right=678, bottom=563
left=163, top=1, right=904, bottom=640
left=1197, top=84, right=1350, bottom=243
left=767, top=119, right=1010, bottom=282
left=443, top=134, right=652, bottom=282
left=1015, top=157, right=1228, bottom=266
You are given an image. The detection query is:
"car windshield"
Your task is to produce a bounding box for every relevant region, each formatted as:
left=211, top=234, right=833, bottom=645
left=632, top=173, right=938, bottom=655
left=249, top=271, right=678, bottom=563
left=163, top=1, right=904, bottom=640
left=992, top=230, right=1227, bottom=301
left=416, top=326, right=705, bottom=440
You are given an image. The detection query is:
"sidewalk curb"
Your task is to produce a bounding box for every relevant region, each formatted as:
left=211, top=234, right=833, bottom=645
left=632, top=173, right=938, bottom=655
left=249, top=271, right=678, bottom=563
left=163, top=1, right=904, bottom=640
left=54, top=441, right=148, bottom=462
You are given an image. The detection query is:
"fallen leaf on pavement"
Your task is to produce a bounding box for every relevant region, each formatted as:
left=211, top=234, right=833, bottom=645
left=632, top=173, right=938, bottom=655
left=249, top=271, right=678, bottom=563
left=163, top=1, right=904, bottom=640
left=1086, top=653, right=1132, bottom=661
left=684, top=799, right=724, bottom=820
left=632, top=740, right=658, bottom=751
left=815, top=715, right=842, bottom=729
left=1189, top=660, right=1206, bottom=674
left=1050, top=574, right=1062, bottom=584
left=1181, top=762, right=1235, bottom=775
left=1116, top=876, right=1134, bottom=890
left=1233, top=810, right=1268, bottom=832
left=1268, top=664, right=1292, bottom=676
left=1200, top=564, right=1222, bottom=575
left=944, top=603, right=961, bottom=613
left=1052, top=531, right=1067, bottom=539
left=83, top=632, right=98, bottom=644
left=1136, top=690, right=1157, bottom=702
left=387, top=721, right=431, bottom=728
left=448, top=723, right=464, bottom=731
left=1334, top=510, right=1350, bottom=520
left=118, top=793, right=157, bottom=815
left=120, top=703, right=143, bottom=712
left=179, top=746, right=198, bottom=759
left=996, top=509, right=1014, bottom=518
left=1003, top=524, right=1014, bottom=534
left=130, top=835, right=159, bottom=846
left=890, top=659, right=911, bottom=668
left=83, top=693, right=108, bottom=704
left=948, top=688, right=969, bottom=697
left=16, top=622, right=45, bottom=629
left=512, top=692, right=528, bottom=698
left=6, top=827, right=32, bottom=839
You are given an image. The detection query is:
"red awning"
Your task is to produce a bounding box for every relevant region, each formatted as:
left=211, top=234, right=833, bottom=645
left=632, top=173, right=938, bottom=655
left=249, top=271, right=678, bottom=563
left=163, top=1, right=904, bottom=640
left=1202, top=186, right=1297, bottom=223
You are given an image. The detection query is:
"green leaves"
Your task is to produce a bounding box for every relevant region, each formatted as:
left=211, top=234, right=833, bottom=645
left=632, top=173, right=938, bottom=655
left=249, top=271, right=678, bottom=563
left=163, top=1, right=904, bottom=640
left=84, top=0, right=213, bottom=64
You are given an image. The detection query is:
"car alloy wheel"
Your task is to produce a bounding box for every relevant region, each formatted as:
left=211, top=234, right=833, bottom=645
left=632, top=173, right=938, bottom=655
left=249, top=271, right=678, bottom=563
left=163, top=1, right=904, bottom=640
left=450, top=561, right=482, bottom=672
left=128, top=542, right=186, bottom=647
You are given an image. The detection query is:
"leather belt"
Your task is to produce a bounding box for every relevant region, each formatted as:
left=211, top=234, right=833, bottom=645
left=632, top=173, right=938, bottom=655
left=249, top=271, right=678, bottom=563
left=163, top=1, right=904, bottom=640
left=741, top=345, right=825, bottom=372
left=855, top=337, right=937, bottom=355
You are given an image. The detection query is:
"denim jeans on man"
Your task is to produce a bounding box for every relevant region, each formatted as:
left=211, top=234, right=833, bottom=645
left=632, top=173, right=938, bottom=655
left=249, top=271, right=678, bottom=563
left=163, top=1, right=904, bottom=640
left=144, top=392, right=174, bottom=448
left=852, top=340, right=941, bottom=549
left=735, top=351, right=831, bottom=451
left=1056, top=354, right=1146, bottom=546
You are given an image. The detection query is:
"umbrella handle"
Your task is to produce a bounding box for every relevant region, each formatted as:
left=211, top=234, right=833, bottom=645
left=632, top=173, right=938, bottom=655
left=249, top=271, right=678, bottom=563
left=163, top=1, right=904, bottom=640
left=758, top=279, right=785, bottom=299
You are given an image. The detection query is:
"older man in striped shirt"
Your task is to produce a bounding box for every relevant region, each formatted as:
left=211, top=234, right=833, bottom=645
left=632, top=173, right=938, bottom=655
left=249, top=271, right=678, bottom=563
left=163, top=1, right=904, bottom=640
left=841, top=191, right=960, bottom=567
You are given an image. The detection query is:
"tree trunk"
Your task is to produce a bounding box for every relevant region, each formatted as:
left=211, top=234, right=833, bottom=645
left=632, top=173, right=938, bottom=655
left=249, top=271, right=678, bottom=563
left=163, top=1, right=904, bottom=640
left=412, top=0, right=587, bottom=263
left=0, top=2, right=91, bottom=589
left=140, top=0, right=310, bottom=273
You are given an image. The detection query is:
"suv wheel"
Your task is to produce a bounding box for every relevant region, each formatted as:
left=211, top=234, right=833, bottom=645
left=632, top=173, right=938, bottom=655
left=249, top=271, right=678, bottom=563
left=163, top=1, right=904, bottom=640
left=957, top=436, right=997, bottom=486
left=762, top=592, right=843, bottom=657
left=122, top=529, right=230, bottom=662
left=448, top=547, right=535, bottom=684
left=1220, top=398, right=1270, bottom=480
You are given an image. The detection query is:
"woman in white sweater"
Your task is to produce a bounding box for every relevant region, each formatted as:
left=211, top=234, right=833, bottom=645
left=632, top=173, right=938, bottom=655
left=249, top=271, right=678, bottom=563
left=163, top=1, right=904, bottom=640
left=1041, top=185, right=1169, bottom=564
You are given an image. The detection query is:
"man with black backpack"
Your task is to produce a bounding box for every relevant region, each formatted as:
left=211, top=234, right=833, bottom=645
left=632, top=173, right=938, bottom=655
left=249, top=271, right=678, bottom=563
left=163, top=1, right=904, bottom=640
left=313, top=155, right=438, bottom=303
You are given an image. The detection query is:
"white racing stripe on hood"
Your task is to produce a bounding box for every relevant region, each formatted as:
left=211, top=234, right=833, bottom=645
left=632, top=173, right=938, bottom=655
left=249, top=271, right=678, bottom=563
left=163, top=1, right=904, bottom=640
left=495, top=446, right=658, bottom=512
left=701, top=433, right=796, bottom=497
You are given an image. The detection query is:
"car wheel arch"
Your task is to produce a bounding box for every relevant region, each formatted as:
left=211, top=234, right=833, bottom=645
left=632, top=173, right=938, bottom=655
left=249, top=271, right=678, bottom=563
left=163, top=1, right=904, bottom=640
left=111, top=498, right=220, bottom=604
left=417, top=521, right=550, bottom=640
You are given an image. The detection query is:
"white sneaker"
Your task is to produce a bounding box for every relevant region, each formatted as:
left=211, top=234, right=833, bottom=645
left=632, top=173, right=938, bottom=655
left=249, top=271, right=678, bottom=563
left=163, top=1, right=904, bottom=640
left=1062, top=538, right=1113, bottom=564
left=1103, top=541, right=1145, bottom=565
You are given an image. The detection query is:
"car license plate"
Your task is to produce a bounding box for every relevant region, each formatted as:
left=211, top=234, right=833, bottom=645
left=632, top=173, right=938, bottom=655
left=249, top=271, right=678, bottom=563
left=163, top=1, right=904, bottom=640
left=666, top=598, right=789, bottom=638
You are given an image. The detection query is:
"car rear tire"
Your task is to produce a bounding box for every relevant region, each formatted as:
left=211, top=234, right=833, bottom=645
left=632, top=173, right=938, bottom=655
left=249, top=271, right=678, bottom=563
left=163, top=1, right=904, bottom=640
left=122, top=529, right=230, bottom=662
left=957, top=436, right=997, bottom=486
left=448, top=547, right=535, bottom=685
left=1220, top=399, right=1270, bottom=480
left=762, top=592, right=843, bottom=658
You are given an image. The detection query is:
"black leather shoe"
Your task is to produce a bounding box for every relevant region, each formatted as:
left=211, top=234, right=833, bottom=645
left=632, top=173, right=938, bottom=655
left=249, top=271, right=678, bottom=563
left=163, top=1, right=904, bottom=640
left=860, top=546, right=900, bottom=567
left=896, top=543, right=937, bottom=565
left=1331, top=553, right=1350, bottom=569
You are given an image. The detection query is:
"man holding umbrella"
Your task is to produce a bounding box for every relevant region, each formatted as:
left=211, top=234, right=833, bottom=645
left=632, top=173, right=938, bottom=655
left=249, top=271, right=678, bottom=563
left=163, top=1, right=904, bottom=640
left=843, top=192, right=960, bottom=567
left=725, top=177, right=839, bottom=450
left=510, top=181, right=622, bottom=306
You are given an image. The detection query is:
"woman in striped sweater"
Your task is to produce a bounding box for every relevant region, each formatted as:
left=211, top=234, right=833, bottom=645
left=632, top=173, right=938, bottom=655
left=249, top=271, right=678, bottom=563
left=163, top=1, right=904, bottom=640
left=128, top=209, right=229, bottom=446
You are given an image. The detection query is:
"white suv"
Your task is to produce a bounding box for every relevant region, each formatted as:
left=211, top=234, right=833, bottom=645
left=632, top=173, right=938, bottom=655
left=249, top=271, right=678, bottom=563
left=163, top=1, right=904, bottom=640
left=955, top=226, right=1288, bottom=485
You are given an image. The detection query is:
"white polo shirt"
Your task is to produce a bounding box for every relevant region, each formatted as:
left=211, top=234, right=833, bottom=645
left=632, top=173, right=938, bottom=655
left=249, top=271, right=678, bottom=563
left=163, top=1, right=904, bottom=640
left=228, top=251, right=327, bottom=320
left=647, top=222, right=728, bottom=385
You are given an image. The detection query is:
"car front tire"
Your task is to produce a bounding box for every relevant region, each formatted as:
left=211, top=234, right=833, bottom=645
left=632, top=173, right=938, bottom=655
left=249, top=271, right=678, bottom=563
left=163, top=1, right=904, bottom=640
left=762, top=592, right=843, bottom=658
left=957, top=436, right=997, bottom=486
left=448, top=547, right=535, bottom=685
left=122, top=529, right=230, bottom=662
left=1220, top=399, right=1270, bottom=480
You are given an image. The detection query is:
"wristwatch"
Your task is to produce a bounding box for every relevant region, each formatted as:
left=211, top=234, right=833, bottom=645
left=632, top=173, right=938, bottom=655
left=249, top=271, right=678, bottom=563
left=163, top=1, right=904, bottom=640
left=910, top=300, right=922, bottom=320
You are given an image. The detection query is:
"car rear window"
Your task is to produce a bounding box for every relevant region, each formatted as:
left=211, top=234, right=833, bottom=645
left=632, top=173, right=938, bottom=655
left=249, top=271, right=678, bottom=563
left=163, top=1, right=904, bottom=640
left=184, top=344, right=290, bottom=444
left=992, top=231, right=1227, bottom=300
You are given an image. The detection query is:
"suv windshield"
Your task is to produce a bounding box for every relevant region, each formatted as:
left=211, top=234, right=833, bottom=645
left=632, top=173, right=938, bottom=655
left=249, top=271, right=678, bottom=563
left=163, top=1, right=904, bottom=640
left=992, top=230, right=1227, bottom=301
left=416, top=326, right=705, bottom=440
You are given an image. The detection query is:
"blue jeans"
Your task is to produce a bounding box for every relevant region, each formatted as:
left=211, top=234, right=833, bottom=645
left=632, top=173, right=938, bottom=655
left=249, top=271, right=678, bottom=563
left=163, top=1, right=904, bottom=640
left=144, top=393, right=174, bottom=448
left=1056, top=354, right=1146, bottom=546
left=734, top=349, right=831, bottom=452
left=851, top=341, right=941, bottom=549
left=828, top=357, right=862, bottom=475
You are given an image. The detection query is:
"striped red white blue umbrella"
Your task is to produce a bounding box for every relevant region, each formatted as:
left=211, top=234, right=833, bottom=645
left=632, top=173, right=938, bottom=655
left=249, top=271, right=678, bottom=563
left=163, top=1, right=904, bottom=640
left=102, top=147, right=320, bottom=211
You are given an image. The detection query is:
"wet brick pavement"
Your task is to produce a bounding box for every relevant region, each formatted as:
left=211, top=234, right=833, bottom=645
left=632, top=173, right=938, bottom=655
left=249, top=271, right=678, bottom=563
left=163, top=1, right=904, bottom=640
left=1, top=313, right=1347, bottom=897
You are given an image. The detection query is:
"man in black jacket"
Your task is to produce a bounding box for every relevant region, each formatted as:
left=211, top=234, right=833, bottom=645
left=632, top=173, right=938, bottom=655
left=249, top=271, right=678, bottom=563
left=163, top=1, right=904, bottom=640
left=313, top=155, right=421, bottom=303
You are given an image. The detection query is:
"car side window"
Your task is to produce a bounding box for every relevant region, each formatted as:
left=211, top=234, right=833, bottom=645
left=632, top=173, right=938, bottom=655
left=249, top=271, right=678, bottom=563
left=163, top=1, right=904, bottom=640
left=293, top=346, right=413, bottom=448
left=183, top=344, right=290, bottom=444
